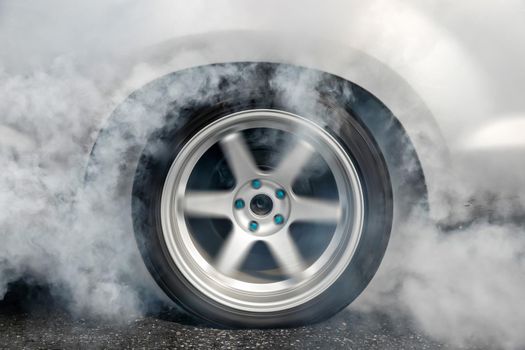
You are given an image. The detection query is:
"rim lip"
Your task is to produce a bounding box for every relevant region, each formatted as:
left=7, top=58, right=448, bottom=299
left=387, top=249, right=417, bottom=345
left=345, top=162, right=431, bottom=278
left=160, top=109, right=364, bottom=312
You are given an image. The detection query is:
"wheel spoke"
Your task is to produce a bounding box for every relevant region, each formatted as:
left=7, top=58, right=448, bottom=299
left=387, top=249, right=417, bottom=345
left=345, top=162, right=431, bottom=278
left=292, top=197, right=341, bottom=223
left=272, top=139, right=315, bottom=187
left=219, top=132, right=259, bottom=184
left=215, top=228, right=255, bottom=276
left=184, top=190, right=233, bottom=218
left=267, top=231, right=306, bottom=279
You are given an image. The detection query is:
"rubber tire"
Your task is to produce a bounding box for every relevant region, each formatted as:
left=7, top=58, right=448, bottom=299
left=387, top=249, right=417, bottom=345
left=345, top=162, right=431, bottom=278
left=132, top=63, right=393, bottom=328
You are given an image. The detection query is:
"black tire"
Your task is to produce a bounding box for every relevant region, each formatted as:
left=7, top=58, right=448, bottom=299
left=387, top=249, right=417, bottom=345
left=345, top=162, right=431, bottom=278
left=130, top=63, right=398, bottom=328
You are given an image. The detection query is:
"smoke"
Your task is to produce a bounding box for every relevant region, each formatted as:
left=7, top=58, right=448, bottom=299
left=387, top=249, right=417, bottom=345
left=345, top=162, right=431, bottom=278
left=0, top=57, right=145, bottom=317
left=1, top=0, right=525, bottom=349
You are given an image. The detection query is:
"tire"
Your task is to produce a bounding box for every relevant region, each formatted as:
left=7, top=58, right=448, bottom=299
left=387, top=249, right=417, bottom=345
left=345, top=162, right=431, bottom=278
left=131, top=63, right=395, bottom=328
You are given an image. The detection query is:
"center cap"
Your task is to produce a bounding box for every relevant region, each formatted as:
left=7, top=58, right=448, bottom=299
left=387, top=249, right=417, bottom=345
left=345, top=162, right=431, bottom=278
left=250, top=194, right=273, bottom=216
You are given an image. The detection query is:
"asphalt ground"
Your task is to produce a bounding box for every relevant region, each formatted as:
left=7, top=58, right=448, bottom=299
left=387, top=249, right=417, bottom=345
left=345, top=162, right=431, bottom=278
left=0, top=282, right=490, bottom=350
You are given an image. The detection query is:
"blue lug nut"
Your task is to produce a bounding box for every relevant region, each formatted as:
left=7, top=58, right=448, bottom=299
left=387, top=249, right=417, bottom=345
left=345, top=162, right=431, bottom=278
left=275, top=189, right=286, bottom=199
left=274, top=214, right=285, bottom=225
left=234, top=199, right=245, bottom=209
left=251, top=179, right=262, bottom=189
left=249, top=221, right=259, bottom=232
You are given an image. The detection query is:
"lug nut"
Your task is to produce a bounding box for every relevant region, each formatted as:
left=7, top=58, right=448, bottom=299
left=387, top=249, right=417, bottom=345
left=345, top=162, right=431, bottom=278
left=249, top=221, right=259, bottom=232
left=274, top=214, right=285, bottom=225
left=251, top=179, right=262, bottom=189
left=234, top=199, right=245, bottom=209
left=275, top=189, right=286, bottom=199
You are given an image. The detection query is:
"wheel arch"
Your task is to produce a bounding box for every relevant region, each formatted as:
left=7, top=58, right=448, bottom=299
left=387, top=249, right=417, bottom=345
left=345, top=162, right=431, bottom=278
left=89, top=31, right=444, bottom=219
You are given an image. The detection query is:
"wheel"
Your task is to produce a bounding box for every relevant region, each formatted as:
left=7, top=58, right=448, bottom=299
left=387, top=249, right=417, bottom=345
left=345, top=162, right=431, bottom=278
left=131, top=63, right=394, bottom=328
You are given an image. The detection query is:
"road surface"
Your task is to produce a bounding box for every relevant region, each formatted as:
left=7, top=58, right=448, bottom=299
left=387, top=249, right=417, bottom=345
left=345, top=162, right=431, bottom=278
left=0, top=283, right=484, bottom=349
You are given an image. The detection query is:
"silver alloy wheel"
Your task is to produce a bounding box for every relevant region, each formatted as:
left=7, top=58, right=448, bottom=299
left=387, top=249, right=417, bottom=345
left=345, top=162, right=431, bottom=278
left=161, top=109, right=364, bottom=312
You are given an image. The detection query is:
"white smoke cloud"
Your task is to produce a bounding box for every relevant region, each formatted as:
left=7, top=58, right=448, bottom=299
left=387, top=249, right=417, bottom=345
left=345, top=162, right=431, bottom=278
left=1, top=0, right=525, bottom=349
left=0, top=57, right=146, bottom=317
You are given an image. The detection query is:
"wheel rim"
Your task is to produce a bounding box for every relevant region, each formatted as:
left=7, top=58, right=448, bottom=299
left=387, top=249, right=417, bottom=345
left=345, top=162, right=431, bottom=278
left=161, top=109, right=364, bottom=312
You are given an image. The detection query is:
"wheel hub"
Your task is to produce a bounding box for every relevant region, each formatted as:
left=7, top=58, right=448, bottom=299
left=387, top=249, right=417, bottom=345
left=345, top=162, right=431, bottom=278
left=232, top=178, right=290, bottom=236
